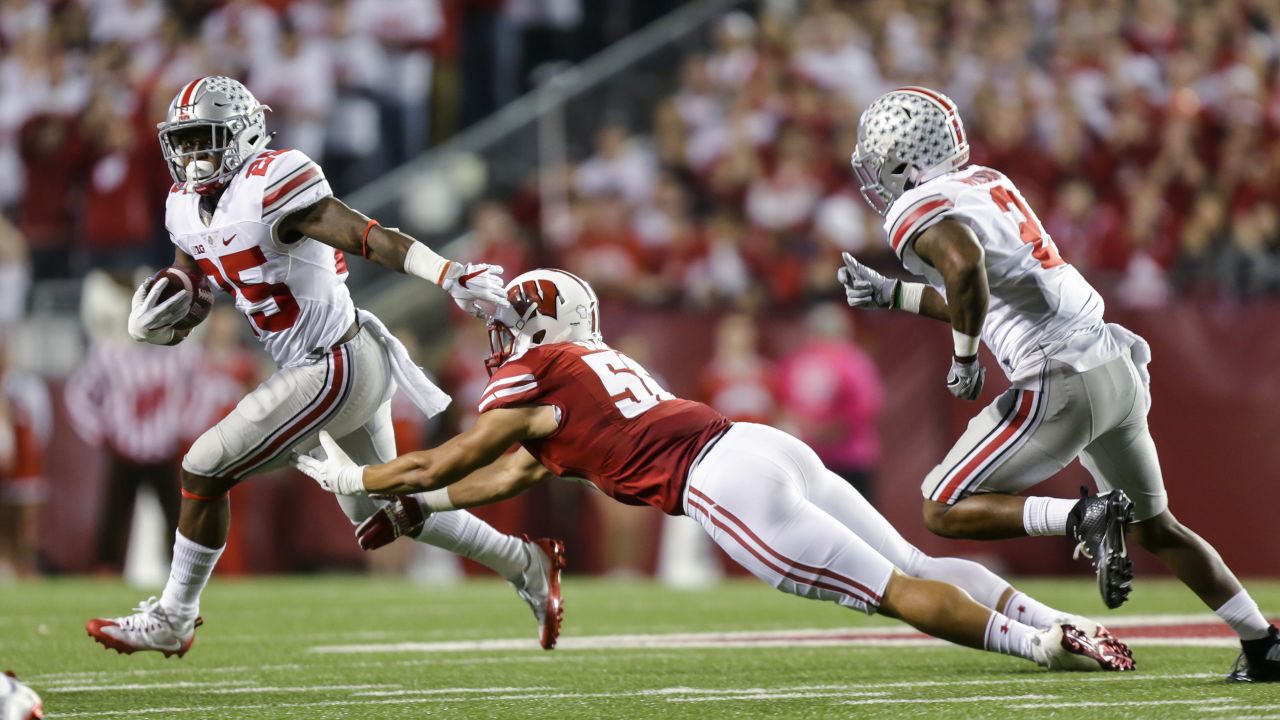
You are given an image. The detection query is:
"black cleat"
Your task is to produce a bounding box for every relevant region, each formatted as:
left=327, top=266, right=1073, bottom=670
left=1227, top=625, right=1280, bottom=682
left=1065, top=487, right=1134, bottom=609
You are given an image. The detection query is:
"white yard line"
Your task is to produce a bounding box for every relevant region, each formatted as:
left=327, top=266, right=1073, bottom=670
left=43, top=681, right=253, bottom=693
left=1012, top=698, right=1239, bottom=709
left=45, top=674, right=1238, bottom=718
left=840, top=693, right=1055, bottom=706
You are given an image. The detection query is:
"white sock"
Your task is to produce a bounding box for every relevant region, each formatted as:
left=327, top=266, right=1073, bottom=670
left=982, top=610, right=1037, bottom=661
left=415, top=510, right=528, bottom=582
left=1001, top=590, right=1062, bottom=631
left=1215, top=589, right=1271, bottom=640
left=1022, top=496, right=1076, bottom=536
left=159, top=532, right=225, bottom=622
left=909, top=553, right=1008, bottom=610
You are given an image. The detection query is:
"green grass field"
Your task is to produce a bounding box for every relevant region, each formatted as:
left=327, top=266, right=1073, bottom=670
left=2, top=576, right=1278, bottom=718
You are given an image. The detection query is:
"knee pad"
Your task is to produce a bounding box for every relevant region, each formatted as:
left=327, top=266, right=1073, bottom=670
left=182, top=426, right=230, bottom=479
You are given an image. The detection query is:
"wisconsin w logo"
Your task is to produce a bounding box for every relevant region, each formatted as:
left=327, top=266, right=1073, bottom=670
left=510, top=279, right=559, bottom=319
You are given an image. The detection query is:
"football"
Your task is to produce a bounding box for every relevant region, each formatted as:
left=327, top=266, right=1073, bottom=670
left=147, top=266, right=213, bottom=331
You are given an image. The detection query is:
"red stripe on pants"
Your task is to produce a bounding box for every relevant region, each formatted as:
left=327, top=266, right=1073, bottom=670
left=935, top=390, right=1034, bottom=504
left=689, top=486, right=883, bottom=603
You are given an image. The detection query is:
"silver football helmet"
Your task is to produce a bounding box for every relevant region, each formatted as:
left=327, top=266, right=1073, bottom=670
left=851, top=86, right=969, bottom=215
left=157, top=76, right=271, bottom=194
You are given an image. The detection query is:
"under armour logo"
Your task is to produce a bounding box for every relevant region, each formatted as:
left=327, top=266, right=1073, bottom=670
left=1000, top=624, right=1009, bottom=634
left=1017, top=605, right=1027, bottom=615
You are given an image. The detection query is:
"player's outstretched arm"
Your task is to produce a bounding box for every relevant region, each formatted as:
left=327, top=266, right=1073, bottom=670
left=278, top=196, right=509, bottom=316
left=430, top=447, right=555, bottom=510
left=294, top=405, right=559, bottom=496
left=913, top=220, right=990, bottom=400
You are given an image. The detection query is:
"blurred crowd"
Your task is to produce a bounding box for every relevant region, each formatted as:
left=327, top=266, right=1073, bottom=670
left=0, top=0, right=679, bottom=282
left=462, top=0, right=1280, bottom=308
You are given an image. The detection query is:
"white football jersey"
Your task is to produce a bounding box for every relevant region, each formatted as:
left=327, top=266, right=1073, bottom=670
left=884, top=165, right=1126, bottom=387
left=165, top=148, right=355, bottom=368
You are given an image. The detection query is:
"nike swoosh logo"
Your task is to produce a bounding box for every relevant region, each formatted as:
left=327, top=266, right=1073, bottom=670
left=1267, top=645, right=1280, bottom=662
left=222, top=234, right=236, bottom=246
left=459, top=269, right=486, bottom=287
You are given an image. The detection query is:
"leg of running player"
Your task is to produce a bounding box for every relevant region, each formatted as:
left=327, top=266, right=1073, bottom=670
left=686, top=424, right=1129, bottom=670
left=919, top=376, right=1082, bottom=540
left=1080, top=401, right=1275, bottom=659
left=86, top=346, right=361, bottom=655
left=332, top=402, right=565, bottom=648
left=802, top=464, right=1106, bottom=635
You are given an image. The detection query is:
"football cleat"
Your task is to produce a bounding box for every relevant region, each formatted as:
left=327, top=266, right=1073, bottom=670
left=1053, top=614, right=1122, bottom=647
left=1066, top=487, right=1134, bottom=609
left=1, top=671, right=43, bottom=720
left=355, top=496, right=427, bottom=551
left=513, top=537, right=565, bottom=650
left=86, top=597, right=202, bottom=658
left=1227, top=625, right=1280, bottom=682
left=1033, top=624, right=1135, bottom=671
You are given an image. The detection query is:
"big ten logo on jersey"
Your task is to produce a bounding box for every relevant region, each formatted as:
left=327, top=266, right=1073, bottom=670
left=961, top=169, right=1063, bottom=270
left=195, top=248, right=300, bottom=334
left=581, top=349, right=674, bottom=419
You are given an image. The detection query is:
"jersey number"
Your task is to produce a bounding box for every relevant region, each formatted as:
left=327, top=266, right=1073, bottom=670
left=245, top=149, right=287, bottom=177
left=196, top=247, right=301, bottom=332
left=988, top=185, right=1063, bottom=269
left=582, top=350, right=674, bottom=419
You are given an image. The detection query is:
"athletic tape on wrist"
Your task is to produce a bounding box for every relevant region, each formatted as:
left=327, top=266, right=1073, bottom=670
left=952, top=329, right=981, bottom=358
left=403, top=242, right=452, bottom=287
left=898, top=282, right=925, bottom=314
left=422, top=488, right=455, bottom=512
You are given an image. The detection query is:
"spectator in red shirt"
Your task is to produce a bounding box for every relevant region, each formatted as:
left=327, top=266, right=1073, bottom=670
left=698, top=313, right=776, bottom=425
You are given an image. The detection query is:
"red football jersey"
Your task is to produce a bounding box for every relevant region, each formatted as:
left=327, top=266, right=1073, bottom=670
left=478, top=340, right=731, bottom=515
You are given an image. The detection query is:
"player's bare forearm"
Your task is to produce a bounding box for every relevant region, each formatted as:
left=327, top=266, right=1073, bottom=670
left=360, top=406, right=558, bottom=494
left=278, top=196, right=418, bottom=273
left=437, top=449, right=554, bottom=509
left=913, top=220, right=989, bottom=338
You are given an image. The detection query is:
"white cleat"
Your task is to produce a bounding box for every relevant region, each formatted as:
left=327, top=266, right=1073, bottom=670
left=1032, top=624, right=1134, bottom=672
left=511, top=537, right=565, bottom=650
left=86, top=597, right=202, bottom=659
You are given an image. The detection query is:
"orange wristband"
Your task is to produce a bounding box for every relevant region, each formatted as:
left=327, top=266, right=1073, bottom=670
left=361, top=219, right=379, bottom=258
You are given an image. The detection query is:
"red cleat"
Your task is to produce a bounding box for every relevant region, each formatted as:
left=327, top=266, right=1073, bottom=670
left=515, top=537, right=565, bottom=650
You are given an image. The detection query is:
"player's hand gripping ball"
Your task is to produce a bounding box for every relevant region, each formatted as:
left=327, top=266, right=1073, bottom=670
left=145, top=267, right=213, bottom=331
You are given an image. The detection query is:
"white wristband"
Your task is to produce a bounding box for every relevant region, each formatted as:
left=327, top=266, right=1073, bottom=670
left=404, top=242, right=452, bottom=286
left=897, top=282, right=926, bottom=314
left=337, top=465, right=368, bottom=495
left=422, top=488, right=454, bottom=512
left=952, top=329, right=980, bottom=358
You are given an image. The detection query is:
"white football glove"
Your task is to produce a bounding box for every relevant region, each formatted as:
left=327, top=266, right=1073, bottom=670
left=946, top=355, right=985, bottom=401
left=442, top=262, right=510, bottom=318
left=127, top=277, right=190, bottom=345
left=292, top=431, right=367, bottom=495
left=838, top=252, right=899, bottom=309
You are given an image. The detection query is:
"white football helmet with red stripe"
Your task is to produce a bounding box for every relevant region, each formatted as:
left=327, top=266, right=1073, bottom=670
left=158, top=76, right=272, bottom=195
left=487, top=269, right=601, bottom=375
left=851, top=86, right=970, bottom=215
left=0, top=672, right=42, bottom=720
